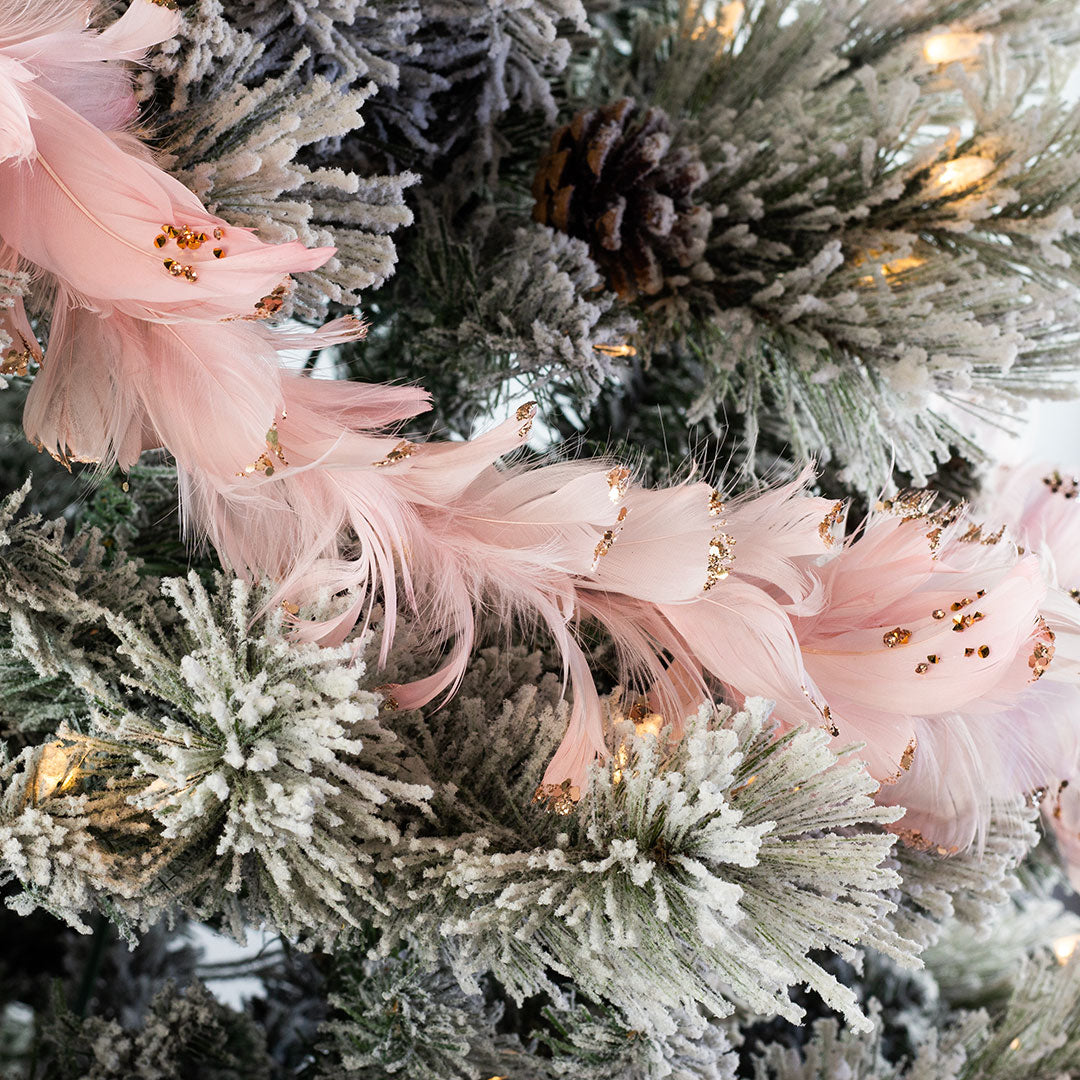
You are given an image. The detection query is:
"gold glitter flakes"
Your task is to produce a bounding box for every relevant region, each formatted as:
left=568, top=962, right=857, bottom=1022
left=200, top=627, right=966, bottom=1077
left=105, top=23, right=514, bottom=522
left=964, top=647, right=975, bottom=657
left=932, top=609, right=946, bottom=620
left=1071, top=587, right=1080, bottom=604
left=703, top=529, right=736, bottom=590
left=533, top=779, right=580, bottom=815
left=926, top=654, right=940, bottom=664
left=914, top=662, right=929, bottom=674
left=516, top=401, right=538, bottom=439
left=894, top=828, right=957, bottom=855
left=1, top=332, right=37, bottom=377
left=819, top=501, right=845, bottom=546
left=213, top=248, right=224, bottom=259
left=1044, top=470, right=1080, bottom=499
left=372, top=440, right=417, bottom=468
left=900, top=737, right=917, bottom=771
left=881, top=736, right=919, bottom=786
left=253, top=284, right=287, bottom=318
left=820, top=704, right=839, bottom=738
left=606, top=467, right=631, bottom=503
left=1029, top=618, right=1056, bottom=680
left=877, top=491, right=936, bottom=520
left=950, top=597, right=972, bottom=612
left=155, top=224, right=211, bottom=273
left=978, top=645, right=991, bottom=659
left=213, top=227, right=225, bottom=240
left=801, top=686, right=838, bottom=736
left=708, top=490, right=725, bottom=517
left=593, top=506, right=629, bottom=569
left=239, top=424, right=288, bottom=477
left=1054, top=779, right=1070, bottom=820
left=958, top=523, right=1006, bottom=545
left=882, top=627, right=912, bottom=648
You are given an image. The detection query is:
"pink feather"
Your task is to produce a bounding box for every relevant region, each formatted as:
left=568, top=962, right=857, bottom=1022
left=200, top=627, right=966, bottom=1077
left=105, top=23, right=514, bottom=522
left=4, top=2, right=1079, bottom=851
left=978, top=464, right=1080, bottom=866
left=184, top=377, right=843, bottom=789
left=790, top=502, right=1074, bottom=851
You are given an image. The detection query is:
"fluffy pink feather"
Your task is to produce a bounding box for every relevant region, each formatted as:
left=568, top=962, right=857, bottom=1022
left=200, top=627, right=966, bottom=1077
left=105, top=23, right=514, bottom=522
left=0, top=1, right=351, bottom=475
left=790, top=498, right=1075, bottom=851
left=979, top=464, right=1080, bottom=867
left=3, top=2, right=1078, bottom=844
left=184, top=378, right=844, bottom=789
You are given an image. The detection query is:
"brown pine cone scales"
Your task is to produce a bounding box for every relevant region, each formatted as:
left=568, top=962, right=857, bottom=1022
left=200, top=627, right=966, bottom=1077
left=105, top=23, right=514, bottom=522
left=532, top=98, right=710, bottom=301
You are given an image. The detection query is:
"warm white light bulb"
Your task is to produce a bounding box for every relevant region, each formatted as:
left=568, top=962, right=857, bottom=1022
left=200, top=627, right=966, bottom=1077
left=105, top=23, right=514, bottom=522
left=717, top=1, right=744, bottom=37
left=1053, top=932, right=1080, bottom=965
left=634, top=712, right=664, bottom=737
left=33, top=741, right=83, bottom=803
left=931, top=155, right=995, bottom=194
left=923, top=31, right=986, bottom=65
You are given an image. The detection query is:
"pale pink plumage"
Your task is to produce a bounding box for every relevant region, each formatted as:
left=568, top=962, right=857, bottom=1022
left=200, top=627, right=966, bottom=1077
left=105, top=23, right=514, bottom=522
left=0, top=0, right=348, bottom=477
left=979, top=464, right=1080, bottom=867
left=2, top=2, right=1078, bottom=845
left=186, top=378, right=841, bottom=788
left=791, top=504, right=1077, bottom=851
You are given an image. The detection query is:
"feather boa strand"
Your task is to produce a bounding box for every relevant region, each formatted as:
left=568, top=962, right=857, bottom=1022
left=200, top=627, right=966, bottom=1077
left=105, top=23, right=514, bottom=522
left=1, top=2, right=1079, bottom=853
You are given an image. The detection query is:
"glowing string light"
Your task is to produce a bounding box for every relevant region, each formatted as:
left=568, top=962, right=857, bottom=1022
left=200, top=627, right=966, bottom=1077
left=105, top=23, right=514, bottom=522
left=923, top=31, right=986, bottom=65
left=930, top=155, right=995, bottom=195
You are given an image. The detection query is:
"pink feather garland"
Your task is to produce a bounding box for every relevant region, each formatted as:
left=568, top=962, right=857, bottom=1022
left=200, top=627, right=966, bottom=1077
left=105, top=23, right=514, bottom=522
left=978, top=465, right=1080, bottom=866
left=0, top=2, right=1077, bottom=855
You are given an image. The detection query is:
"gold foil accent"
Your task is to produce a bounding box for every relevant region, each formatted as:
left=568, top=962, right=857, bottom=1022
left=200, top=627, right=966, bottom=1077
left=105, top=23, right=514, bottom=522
left=819, top=501, right=845, bottom=546
left=32, top=741, right=87, bottom=805
left=372, top=440, right=417, bottom=468
left=708, top=490, right=725, bottom=517
left=374, top=685, right=401, bottom=712
left=900, top=737, right=917, bottom=771
left=533, top=779, right=580, bottom=815
left=592, top=506, right=629, bottom=569
left=516, top=401, right=538, bottom=439
left=703, top=529, right=736, bottom=590
left=894, top=828, right=957, bottom=855
left=1, top=332, right=38, bottom=377
left=882, top=627, right=911, bottom=648
left=239, top=423, right=288, bottom=477
left=977, top=644, right=991, bottom=659
left=606, top=467, right=631, bottom=503
left=1029, top=617, right=1056, bottom=680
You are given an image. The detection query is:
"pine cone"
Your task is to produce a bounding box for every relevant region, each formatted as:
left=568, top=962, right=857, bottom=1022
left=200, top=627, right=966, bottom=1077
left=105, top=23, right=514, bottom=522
left=532, top=98, right=710, bottom=301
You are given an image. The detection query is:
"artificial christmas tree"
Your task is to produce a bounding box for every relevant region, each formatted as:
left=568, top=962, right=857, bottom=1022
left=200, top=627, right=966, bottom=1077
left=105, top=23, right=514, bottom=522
left=6, top=1, right=1080, bottom=1077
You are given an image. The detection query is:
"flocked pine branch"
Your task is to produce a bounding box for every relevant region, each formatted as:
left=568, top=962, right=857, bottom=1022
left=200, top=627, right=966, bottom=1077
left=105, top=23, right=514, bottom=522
left=373, top=646, right=917, bottom=1034
left=526, top=0, right=1080, bottom=490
